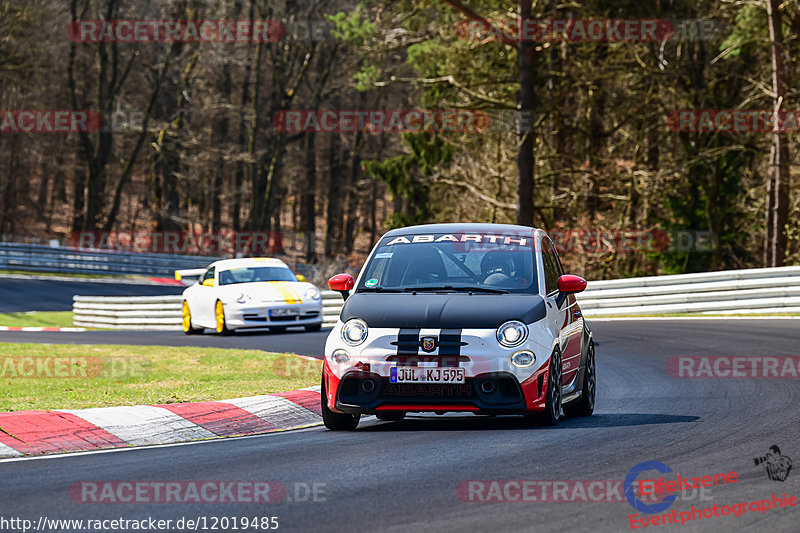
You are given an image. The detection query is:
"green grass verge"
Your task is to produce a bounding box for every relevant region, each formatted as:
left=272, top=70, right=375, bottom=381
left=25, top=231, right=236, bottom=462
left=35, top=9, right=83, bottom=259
left=0, top=311, right=75, bottom=327
left=0, top=343, right=320, bottom=411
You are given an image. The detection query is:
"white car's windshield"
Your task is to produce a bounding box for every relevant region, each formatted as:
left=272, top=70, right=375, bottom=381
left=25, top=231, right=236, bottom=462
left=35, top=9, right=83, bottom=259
left=218, top=266, right=297, bottom=285
left=357, top=233, right=537, bottom=293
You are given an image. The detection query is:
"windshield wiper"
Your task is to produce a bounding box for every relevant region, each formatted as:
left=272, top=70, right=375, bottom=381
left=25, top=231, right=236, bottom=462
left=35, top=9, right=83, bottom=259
left=401, top=286, right=509, bottom=294
left=355, top=287, right=403, bottom=293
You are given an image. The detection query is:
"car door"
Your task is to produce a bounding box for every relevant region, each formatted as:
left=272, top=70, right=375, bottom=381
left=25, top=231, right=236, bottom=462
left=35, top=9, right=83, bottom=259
left=540, top=236, right=568, bottom=383
left=194, top=266, right=217, bottom=326
left=547, top=239, right=583, bottom=387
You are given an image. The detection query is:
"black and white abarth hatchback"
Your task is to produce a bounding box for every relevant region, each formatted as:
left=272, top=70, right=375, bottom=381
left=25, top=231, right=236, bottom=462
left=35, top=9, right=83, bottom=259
left=321, top=223, right=595, bottom=430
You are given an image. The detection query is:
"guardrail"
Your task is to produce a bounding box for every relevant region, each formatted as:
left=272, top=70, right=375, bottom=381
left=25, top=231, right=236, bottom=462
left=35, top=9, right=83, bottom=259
left=1, top=243, right=216, bottom=277
left=72, top=266, right=800, bottom=330
left=73, top=292, right=343, bottom=330
left=73, top=295, right=184, bottom=330
left=578, top=266, right=800, bottom=316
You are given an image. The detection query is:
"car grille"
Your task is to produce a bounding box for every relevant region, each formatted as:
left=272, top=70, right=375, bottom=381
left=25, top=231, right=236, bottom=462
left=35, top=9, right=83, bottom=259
left=242, top=311, right=319, bottom=322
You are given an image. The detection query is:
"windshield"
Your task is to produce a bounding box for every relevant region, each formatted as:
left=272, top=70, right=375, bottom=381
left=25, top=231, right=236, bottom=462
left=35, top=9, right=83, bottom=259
left=357, top=232, right=537, bottom=293
left=218, top=266, right=297, bottom=285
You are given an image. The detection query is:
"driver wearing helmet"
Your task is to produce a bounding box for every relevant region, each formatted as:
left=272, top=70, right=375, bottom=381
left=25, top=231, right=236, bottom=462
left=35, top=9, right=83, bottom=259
left=481, top=251, right=516, bottom=286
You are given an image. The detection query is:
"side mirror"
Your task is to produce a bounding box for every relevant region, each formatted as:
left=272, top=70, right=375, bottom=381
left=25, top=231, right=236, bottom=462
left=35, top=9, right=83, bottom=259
left=557, top=274, right=587, bottom=294
left=555, top=275, right=586, bottom=307
left=202, top=279, right=215, bottom=287
left=328, top=273, right=355, bottom=301
left=296, top=274, right=307, bottom=282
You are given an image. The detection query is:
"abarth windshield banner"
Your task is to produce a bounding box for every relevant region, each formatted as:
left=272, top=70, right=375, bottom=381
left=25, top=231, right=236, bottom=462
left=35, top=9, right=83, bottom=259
left=384, top=233, right=532, bottom=247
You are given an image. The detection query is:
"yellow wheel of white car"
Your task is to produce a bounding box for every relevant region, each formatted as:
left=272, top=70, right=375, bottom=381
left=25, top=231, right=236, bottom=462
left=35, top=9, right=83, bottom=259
left=182, top=301, right=201, bottom=335
left=215, top=300, right=231, bottom=335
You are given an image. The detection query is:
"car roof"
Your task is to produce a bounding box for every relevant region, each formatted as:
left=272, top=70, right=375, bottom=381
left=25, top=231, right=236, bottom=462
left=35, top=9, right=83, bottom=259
left=382, top=223, right=540, bottom=237
left=209, top=257, right=289, bottom=271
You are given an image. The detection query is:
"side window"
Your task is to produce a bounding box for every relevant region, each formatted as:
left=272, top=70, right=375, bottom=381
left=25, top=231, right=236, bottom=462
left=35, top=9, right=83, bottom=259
left=549, top=240, right=565, bottom=277
left=541, top=238, right=559, bottom=295
left=202, top=267, right=215, bottom=284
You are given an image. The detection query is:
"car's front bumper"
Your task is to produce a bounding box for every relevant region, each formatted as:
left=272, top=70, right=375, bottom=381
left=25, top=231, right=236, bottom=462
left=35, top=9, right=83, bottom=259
left=324, top=362, right=551, bottom=415
left=223, top=301, right=322, bottom=329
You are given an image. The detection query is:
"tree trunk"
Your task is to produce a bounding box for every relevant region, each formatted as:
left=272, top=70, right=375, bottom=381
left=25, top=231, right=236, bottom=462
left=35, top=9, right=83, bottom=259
left=344, top=129, right=364, bottom=254
left=301, top=132, right=318, bottom=263
left=325, top=132, right=344, bottom=257
left=517, top=0, right=536, bottom=227
left=764, top=0, right=790, bottom=267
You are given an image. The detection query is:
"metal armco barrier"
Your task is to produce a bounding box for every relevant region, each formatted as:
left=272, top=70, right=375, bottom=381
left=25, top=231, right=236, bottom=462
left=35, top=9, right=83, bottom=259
left=73, top=293, right=344, bottom=330
left=73, top=266, right=800, bottom=330
left=0, top=243, right=216, bottom=277
left=578, top=266, right=800, bottom=316
left=73, top=295, right=184, bottom=330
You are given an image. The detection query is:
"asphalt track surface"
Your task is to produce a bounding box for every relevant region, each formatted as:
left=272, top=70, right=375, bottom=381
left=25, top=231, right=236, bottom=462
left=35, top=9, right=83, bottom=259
left=0, top=277, right=184, bottom=313
left=0, top=328, right=331, bottom=356
left=1, top=319, right=799, bottom=532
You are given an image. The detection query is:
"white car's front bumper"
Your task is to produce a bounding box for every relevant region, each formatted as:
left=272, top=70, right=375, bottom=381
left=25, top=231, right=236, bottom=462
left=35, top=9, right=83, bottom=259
left=223, top=300, right=322, bottom=329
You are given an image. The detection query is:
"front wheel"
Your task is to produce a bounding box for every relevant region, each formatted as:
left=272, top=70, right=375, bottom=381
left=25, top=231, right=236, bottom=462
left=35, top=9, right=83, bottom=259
left=563, top=341, right=595, bottom=417
left=215, top=300, right=231, bottom=335
left=526, top=349, right=562, bottom=426
left=321, top=372, right=360, bottom=431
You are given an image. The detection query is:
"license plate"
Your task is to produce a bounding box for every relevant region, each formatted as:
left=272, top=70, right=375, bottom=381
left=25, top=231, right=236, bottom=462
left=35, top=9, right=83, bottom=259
left=270, top=308, right=300, bottom=317
left=390, top=367, right=465, bottom=384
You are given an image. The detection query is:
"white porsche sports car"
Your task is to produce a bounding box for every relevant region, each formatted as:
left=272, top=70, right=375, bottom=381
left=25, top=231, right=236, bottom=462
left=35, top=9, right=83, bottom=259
left=176, top=258, right=323, bottom=335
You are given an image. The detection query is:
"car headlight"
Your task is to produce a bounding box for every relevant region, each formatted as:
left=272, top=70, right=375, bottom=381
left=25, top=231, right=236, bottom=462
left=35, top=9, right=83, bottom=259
left=303, top=286, right=321, bottom=301
left=496, top=320, right=528, bottom=347
left=341, top=318, right=368, bottom=346
left=331, top=349, right=350, bottom=364
left=236, top=292, right=249, bottom=303
left=510, top=350, right=536, bottom=369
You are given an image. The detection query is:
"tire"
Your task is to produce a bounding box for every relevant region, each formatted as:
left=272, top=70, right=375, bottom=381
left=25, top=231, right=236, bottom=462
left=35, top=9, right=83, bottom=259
left=304, top=323, right=323, bottom=332
left=182, top=301, right=202, bottom=335
left=563, top=341, right=596, bottom=418
left=321, top=372, right=360, bottom=431
left=526, top=348, right=562, bottom=426
left=376, top=412, right=405, bottom=422
left=214, top=300, right=232, bottom=335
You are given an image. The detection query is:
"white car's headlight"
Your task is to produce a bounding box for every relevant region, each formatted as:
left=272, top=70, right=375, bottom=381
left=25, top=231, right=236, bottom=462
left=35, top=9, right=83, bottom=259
left=510, top=350, right=536, bottom=369
left=236, top=292, right=249, bottom=303
left=497, top=320, right=528, bottom=347
left=303, top=286, right=321, bottom=301
left=341, top=318, right=368, bottom=346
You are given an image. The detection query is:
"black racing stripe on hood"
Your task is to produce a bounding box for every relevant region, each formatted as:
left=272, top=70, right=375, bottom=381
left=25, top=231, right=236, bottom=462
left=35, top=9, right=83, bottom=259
left=438, top=329, right=463, bottom=356
left=341, top=293, right=547, bottom=329
left=395, top=328, right=420, bottom=355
